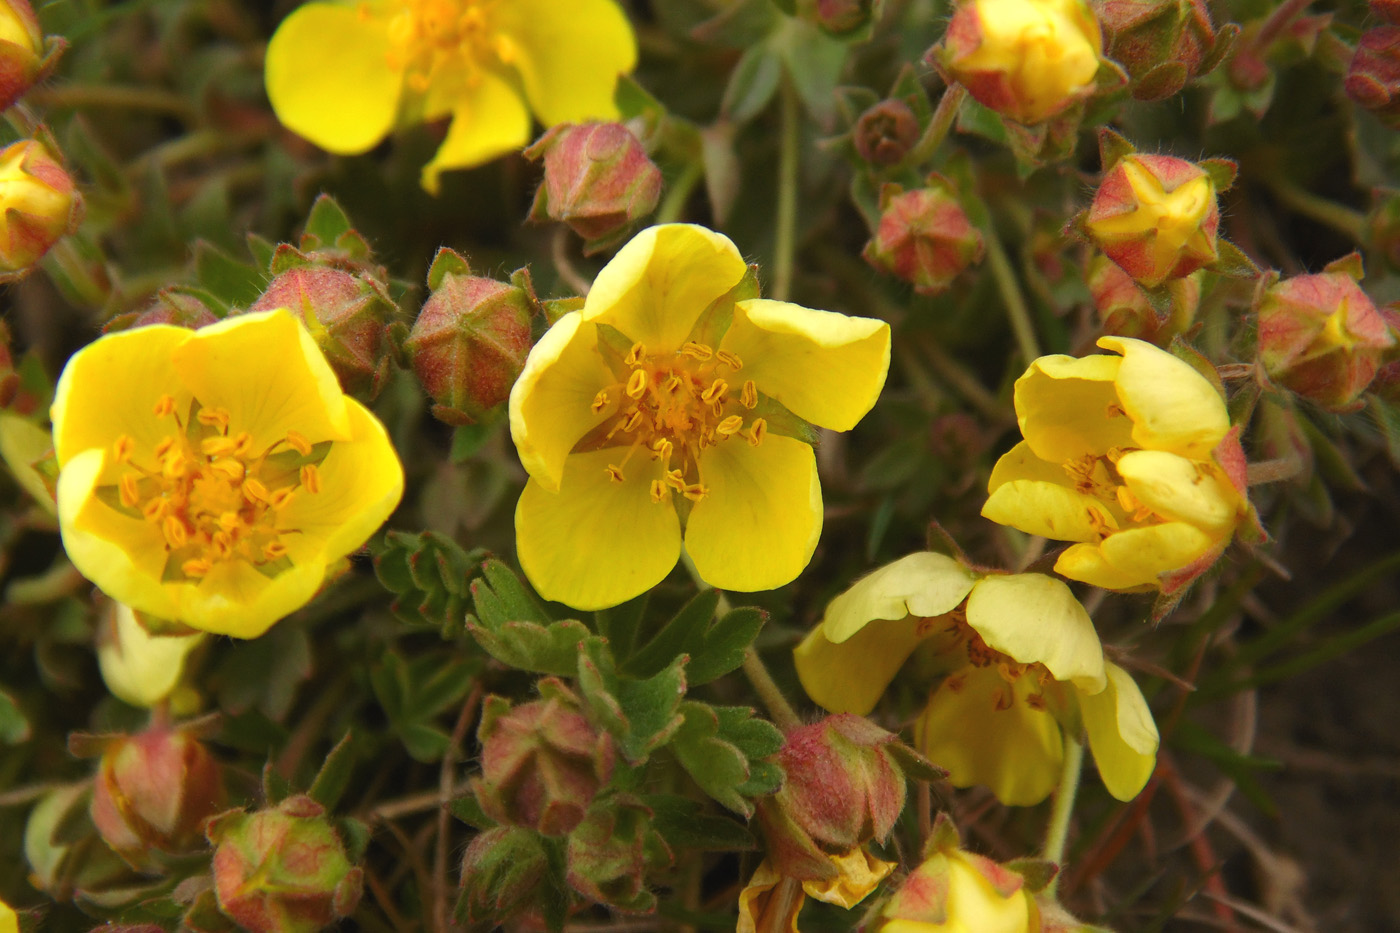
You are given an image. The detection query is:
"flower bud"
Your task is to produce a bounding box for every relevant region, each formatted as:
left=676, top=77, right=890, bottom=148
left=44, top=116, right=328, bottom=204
left=0, top=0, right=44, bottom=110
left=933, top=0, right=1103, bottom=125
left=565, top=795, right=669, bottom=912
left=806, top=0, right=880, bottom=35
left=1085, top=153, right=1219, bottom=288
left=525, top=122, right=662, bottom=253
left=249, top=264, right=394, bottom=399
left=756, top=715, right=932, bottom=881
left=1097, top=0, right=1222, bottom=100
left=853, top=99, right=920, bottom=167
left=1346, top=27, right=1400, bottom=129
left=471, top=681, right=614, bottom=837
left=1374, top=0, right=1400, bottom=26
left=0, top=138, right=81, bottom=278
left=457, top=826, right=552, bottom=930
left=1256, top=264, right=1396, bottom=410
left=89, top=725, right=224, bottom=866
left=1089, top=252, right=1201, bottom=341
left=405, top=250, right=535, bottom=426
left=207, top=795, right=363, bottom=933
left=862, top=179, right=984, bottom=295
left=105, top=288, right=220, bottom=334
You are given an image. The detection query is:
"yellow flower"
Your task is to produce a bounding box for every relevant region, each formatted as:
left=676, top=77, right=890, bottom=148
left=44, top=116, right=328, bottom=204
left=793, top=552, right=1158, bottom=805
left=982, top=336, right=1248, bottom=592
left=509, top=224, right=890, bottom=610
left=739, top=850, right=895, bottom=933
left=0, top=899, right=15, bottom=933
left=97, top=602, right=205, bottom=709
left=264, top=0, right=637, bottom=192
left=877, top=839, right=1038, bottom=933
left=52, top=309, right=404, bottom=639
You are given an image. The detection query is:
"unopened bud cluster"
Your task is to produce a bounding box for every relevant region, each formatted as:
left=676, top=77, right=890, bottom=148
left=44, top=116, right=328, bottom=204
left=863, top=178, right=984, bottom=295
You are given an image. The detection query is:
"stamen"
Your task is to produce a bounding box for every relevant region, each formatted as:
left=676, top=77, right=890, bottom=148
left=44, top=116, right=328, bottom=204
left=682, top=482, right=709, bottom=501
left=701, top=379, right=728, bottom=404
left=1106, top=402, right=1126, bottom=418
left=210, top=459, right=245, bottom=482
left=605, top=464, right=625, bottom=483
left=299, top=463, right=323, bottom=494
left=591, top=390, right=611, bottom=414
left=217, top=512, right=241, bottom=533
left=142, top=498, right=167, bottom=522
left=269, top=488, right=296, bottom=510
left=681, top=342, right=713, bottom=361
left=626, top=369, right=648, bottom=399
left=154, top=437, right=176, bottom=461
left=243, top=477, right=270, bottom=504
left=119, top=474, right=141, bottom=508
left=231, top=432, right=254, bottom=457
left=112, top=435, right=135, bottom=464
left=741, top=380, right=758, bottom=409
left=181, top=557, right=212, bottom=578
left=716, top=350, right=742, bottom=370
left=153, top=395, right=176, bottom=418
left=263, top=541, right=289, bottom=561
left=162, top=515, right=189, bottom=549
left=202, top=436, right=238, bottom=457
left=162, top=451, right=187, bottom=479
left=622, top=410, right=645, bottom=432
left=625, top=342, right=646, bottom=367
left=197, top=407, right=231, bottom=431
left=748, top=418, right=767, bottom=447
left=651, top=438, right=673, bottom=461
left=1026, top=693, right=1047, bottom=711
left=993, top=687, right=1013, bottom=712
left=649, top=480, right=668, bottom=503
left=664, top=469, right=687, bottom=491
left=716, top=415, right=744, bottom=436
left=285, top=430, right=313, bottom=456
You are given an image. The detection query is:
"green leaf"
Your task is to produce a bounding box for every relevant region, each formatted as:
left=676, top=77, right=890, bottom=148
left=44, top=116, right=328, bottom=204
left=0, top=688, right=30, bottom=744
left=450, top=793, right=495, bottom=830
left=669, top=702, right=781, bottom=816
left=623, top=589, right=720, bottom=678
left=577, top=637, right=686, bottom=764
left=594, top=593, right=649, bottom=661
left=467, top=561, right=592, bottom=675
left=307, top=732, right=356, bottom=811
left=722, top=44, right=782, bottom=124
left=641, top=794, right=757, bottom=850
left=777, top=20, right=848, bottom=124
left=193, top=241, right=267, bottom=308
left=371, top=653, right=478, bottom=762
left=302, top=193, right=354, bottom=249
left=373, top=531, right=486, bottom=637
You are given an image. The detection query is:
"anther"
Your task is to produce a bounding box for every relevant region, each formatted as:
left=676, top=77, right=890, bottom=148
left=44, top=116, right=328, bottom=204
left=154, top=437, right=176, bottom=461
left=649, top=480, right=667, bottom=503
left=622, top=410, right=645, bottom=432
left=285, top=430, right=313, bottom=456
left=681, top=342, right=713, bottom=361
left=119, top=474, right=141, bottom=508
left=243, top=477, right=270, bottom=504
left=663, top=373, right=683, bottom=393
left=993, top=687, right=1014, bottom=712
left=162, top=451, right=188, bottom=479
left=263, top=541, right=289, bottom=561
left=701, top=379, right=728, bottom=404
left=153, top=395, right=177, bottom=418
left=300, top=463, right=323, bottom=494
left=112, top=435, right=134, bottom=464
left=741, top=380, right=758, bottom=409
left=716, top=350, right=742, bottom=370
left=651, top=438, right=673, bottom=461
left=269, top=488, right=296, bottom=510
left=142, top=499, right=167, bottom=522
left=664, top=469, right=687, bottom=491
left=202, top=436, right=238, bottom=457
left=1106, top=402, right=1126, bottom=418
left=748, top=418, right=767, bottom=446
left=682, top=482, right=709, bottom=502
left=210, top=459, right=245, bottom=482
left=605, top=464, right=625, bottom=483
left=217, top=512, right=241, bottom=533
left=625, top=342, right=646, bottom=367
left=716, top=415, right=744, bottom=436
left=181, top=558, right=212, bottom=578
left=197, top=407, right=231, bottom=431
left=626, top=369, right=648, bottom=399
left=591, top=390, right=611, bottom=414
left=231, top=432, right=254, bottom=457
left=162, top=515, right=189, bottom=549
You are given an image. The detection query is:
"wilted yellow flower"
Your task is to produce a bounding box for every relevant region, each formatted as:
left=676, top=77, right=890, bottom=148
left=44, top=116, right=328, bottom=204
left=509, top=224, right=890, bottom=610
left=738, top=850, right=895, bottom=933
left=982, top=336, right=1249, bottom=592
left=794, top=552, right=1158, bottom=806
left=96, top=602, right=204, bottom=709
left=52, top=309, right=404, bottom=639
left=264, top=0, right=637, bottom=192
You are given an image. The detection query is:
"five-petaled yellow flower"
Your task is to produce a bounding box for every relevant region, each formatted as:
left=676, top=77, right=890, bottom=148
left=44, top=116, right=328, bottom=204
left=794, top=552, right=1158, bottom=806
left=264, top=0, right=637, bottom=192
left=982, top=336, right=1250, bottom=592
left=509, top=224, right=891, bottom=611
left=52, top=309, right=404, bottom=639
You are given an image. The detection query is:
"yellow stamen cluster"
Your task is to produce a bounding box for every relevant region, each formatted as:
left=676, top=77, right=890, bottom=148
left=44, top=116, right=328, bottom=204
left=378, top=0, right=508, bottom=93
left=591, top=340, right=767, bottom=503
left=1062, top=441, right=1164, bottom=539
left=939, top=612, right=1055, bottom=712
left=107, top=395, right=322, bottom=582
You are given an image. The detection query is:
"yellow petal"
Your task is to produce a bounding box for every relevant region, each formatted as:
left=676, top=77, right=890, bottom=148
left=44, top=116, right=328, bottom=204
left=1080, top=662, right=1158, bottom=801
left=983, top=442, right=1113, bottom=542
left=181, top=557, right=328, bottom=639
left=915, top=665, right=1063, bottom=806
left=494, top=0, right=637, bottom=126
left=685, top=434, right=821, bottom=593
left=277, top=399, right=404, bottom=563
left=719, top=299, right=890, bottom=432
left=1098, top=336, right=1229, bottom=458
left=1097, top=521, right=1217, bottom=583
left=801, top=848, right=895, bottom=908
left=420, top=68, right=532, bottom=193
left=738, top=862, right=804, bottom=933
left=1013, top=352, right=1133, bottom=462
left=0, top=412, right=55, bottom=514
left=793, top=617, right=924, bottom=715
left=173, top=310, right=350, bottom=448
left=51, top=324, right=189, bottom=470
left=966, top=574, right=1105, bottom=690
left=582, top=224, right=748, bottom=354
left=1053, top=542, right=1159, bottom=591
left=0, top=900, right=15, bottom=933
left=97, top=602, right=204, bottom=708
left=264, top=3, right=401, bottom=154
left=821, top=551, right=977, bottom=644
left=508, top=311, right=614, bottom=491
left=1116, top=449, right=1239, bottom=533
left=516, top=448, right=681, bottom=610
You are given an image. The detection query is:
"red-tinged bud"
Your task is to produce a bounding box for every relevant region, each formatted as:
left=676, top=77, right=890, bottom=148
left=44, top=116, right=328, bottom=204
left=1097, top=0, right=1222, bottom=100
left=862, top=179, right=984, bottom=295
left=1256, top=264, right=1396, bottom=411
left=207, top=795, right=363, bottom=933
left=756, top=715, right=938, bottom=881
left=806, top=0, right=881, bottom=35
left=1346, top=27, right=1400, bottom=128
left=1085, top=153, right=1219, bottom=288
left=249, top=264, right=394, bottom=399
left=405, top=249, right=535, bottom=426
left=934, top=0, right=1103, bottom=125
left=565, top=795, right=670, bottom=912
left=89, top=725, right=224, bottom=866
left=472, top=680, right=614, bottom=837
left=525, top=122, right=661, bottom=254
left=0, top=0, right=44, bottom=110
left=0, top=138, right=81, bottom=279
left=457, top=827, right=552, bottom=930
left=1088, top=252, right=1201, bottom=342
left=1374, top=0, right=1400, bottom=26
left=105, top=289, right=220, bottom=334
left=853, top=99, right=920, bottom=167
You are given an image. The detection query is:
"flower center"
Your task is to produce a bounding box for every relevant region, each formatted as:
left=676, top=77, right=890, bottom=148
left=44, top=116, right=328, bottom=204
left=929, top=610, right=1056, bottom=712
left=379, top=0, right=507, bottom=93
left=1059, top=440, right=1162, bottom=538
left=100, top=396, right=327, bottom=583
left=582, top=340, right=768, bottom=504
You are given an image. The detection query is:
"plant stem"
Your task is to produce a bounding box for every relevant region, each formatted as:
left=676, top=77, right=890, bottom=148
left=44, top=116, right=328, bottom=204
left=901, top=85, right=967, bottom=170
left=772, top=78, right=801, bottom=302
left=656, top=159, right=703, bottom=225
left=1253, top=0, right=1315, bottom=51
left=435, top=681, right=484, bottom=933
left=1042, top=733, right=1085, bottom=898
left=984, top=230, right=1041, bottom=367
left=1263, top=173, right=1365, bottom=242
left=29, top=84, right=195, bottom=120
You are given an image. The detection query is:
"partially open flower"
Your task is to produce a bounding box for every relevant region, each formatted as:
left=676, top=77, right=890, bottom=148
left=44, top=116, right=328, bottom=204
left=96, top=602, right=204, bottom=709
left=52, top=309, right=404, bottom=638
left=982, top=337, right=1251, bottom=593
left=0, top=0, right=49, bottom=110
left=0, top=138, right=81, bottom=279
left=863, top=179, right=984, bottom=296
left=794, top=552, right=1159, bottom=805
left=933, top=0, right=1104, bottom=125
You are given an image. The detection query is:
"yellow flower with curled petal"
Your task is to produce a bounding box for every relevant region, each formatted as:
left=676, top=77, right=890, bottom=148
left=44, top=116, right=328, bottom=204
left=738, top=850, right=895, bottom=933
left=982, top=336, right=1249, bottom=592
left=509, top=223, right=890, bottom=611
left=794, top=552, right=1158, bottom=806
left=876, top=826, right=1039, bottom=933
left=264, top=0, right=637, bottom=192
left=52, top=309, right=404, bottom=639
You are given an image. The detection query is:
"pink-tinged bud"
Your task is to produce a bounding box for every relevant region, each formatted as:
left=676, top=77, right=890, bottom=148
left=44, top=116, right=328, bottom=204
left=472, top=681, right=614, bottom=837
left=1256, top=265, right=1396, bottom=410
left=249, top=264, right=393, bottom=399
left=934, top=0, right=1103, bottom=125
left=1097, top=0, right=1222, bottom=100
left=525, top=122, right=662, bottom=253
left=1088, top=252, right=1201, bottom=341
left=0, top=138, right=81, bottom=278
left=207, top=795, right=363, bottom=933
left=0, top=0, right=44, bottom=111
left=457, top=827, right=552, bottom=930
left=405, top=249, right=535, bottom=426
left=565, top=795, right=669, bottom=912
left=89, top=726, right=224, bottom=866
left=1085, top=153, right=1219, bottom=288
left=1346, top=27, right=1400, bottom=128
left=105, top=289, right=220, bottom=334
left=863, top=180, right=984, bottom=295
left=756, top=715, right=936, bottom=881
left=1374, top=0, right=1400, bottom=26
left=853, top=99, right=920, bottom=167
left=807, top=0, right=880, bottom=35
